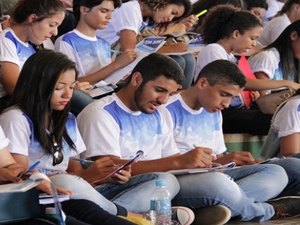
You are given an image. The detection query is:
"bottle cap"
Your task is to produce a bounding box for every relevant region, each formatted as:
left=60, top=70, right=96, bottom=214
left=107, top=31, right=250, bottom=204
left=155, top=179, right=166, bottom=187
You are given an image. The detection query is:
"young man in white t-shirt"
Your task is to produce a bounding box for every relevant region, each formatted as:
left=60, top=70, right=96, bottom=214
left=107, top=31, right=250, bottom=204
left=165, top=59, right=300, bottom=222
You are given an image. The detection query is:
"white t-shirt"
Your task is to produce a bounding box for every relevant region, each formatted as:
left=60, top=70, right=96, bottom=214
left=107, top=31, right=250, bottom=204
left=96, top=0, right=143, bottom=45
left=77, top=93, right=179, bottom=160
left=261, top=96, right=300, bottom=158
left=248, top=48, right=281, bottom=80
left=265, top=0, right=284, bottom=21
left=194, top=43, right=236, bottom=81
left=0, top=107, right=86, bottom=173
left=0, top=28, right=36, bottom=98
left=55, top=29, right=111, bottom=79
left=259, top=14, right=290, bottom=46
left=163, top=94, right=226, bottom=156
left=0, top=126, right=9, bottom=150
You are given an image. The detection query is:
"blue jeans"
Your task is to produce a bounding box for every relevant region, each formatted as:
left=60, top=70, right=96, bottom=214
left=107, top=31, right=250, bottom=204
left=50, top=174, right=121, bottom=215
left=266, top=157, right=300, bottom=197
left=172, top=164, right=288, bottom=222
left=51, top=173, right=179, bottom=214
left=170, top=54, right=196, bottom=89
left=96, top=172, right=180, bottom=213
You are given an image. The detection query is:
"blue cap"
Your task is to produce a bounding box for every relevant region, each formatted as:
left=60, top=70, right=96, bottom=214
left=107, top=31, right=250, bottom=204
left=155, top=180, right=166, bottom=187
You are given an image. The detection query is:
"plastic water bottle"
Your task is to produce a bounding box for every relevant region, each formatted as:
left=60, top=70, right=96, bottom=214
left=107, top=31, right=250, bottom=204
left=150, top=180, right=172, bottom=225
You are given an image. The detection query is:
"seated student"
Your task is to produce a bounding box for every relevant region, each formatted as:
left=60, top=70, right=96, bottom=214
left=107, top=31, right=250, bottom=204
left=0, top=126, right=137, bottom=225
left=55, top=0, right=137, bottom=87
left=244, top=0, right=269, bottom=23
left=162, top=60, right=300, bottom=219
left=262, top=89, right=300, bottom=158
left=0, top=49, right=188, bottom=225
left=259, top=0, right=300, bottom=46
left=77, top=53, right=293, bottom=224
left=163, top=59, right=300, bottom=215
left=96, top=0, right=192, bottom=85
left=249, top=20, right=300, bottom=96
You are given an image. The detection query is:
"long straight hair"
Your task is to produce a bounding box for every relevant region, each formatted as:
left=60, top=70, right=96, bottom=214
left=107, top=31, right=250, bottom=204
left=8, top=50, right=78, bottom=154
left=264, top=20, right=300, bottom=82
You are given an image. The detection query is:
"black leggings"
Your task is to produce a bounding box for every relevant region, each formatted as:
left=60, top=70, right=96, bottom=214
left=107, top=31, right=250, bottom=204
left=12, top=199, right=136, bottom=225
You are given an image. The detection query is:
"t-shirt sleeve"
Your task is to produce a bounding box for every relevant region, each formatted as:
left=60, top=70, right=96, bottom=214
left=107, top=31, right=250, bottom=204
left=77, top=104, right=122, bottom=159
left=249, top=50, right=279, bottom=79
left=0, top=111, right=31, bottom=156
left=0, top=36, right=21, bottom=67
left=273, top=99, right=300, bottom=138
left=0, top=126, right=9, bottom=150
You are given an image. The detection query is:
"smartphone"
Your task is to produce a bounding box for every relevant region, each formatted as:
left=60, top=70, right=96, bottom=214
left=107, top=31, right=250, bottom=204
left=109, top=150, right=144, bottom=176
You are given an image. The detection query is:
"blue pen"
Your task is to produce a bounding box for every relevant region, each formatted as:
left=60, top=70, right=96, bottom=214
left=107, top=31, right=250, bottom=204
left=17, top=160, right=41, bottom=179
left=70, top=157, right=94, bottom=167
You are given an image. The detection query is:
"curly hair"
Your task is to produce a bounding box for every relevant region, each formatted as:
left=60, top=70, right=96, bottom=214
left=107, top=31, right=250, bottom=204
left=199, top=4, right=262, bottom=44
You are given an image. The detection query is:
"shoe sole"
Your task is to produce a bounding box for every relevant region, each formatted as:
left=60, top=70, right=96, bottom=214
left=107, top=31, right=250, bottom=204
left=172, top=206, right=195, bottom=225
left=192, top=205, right=231, bottom=225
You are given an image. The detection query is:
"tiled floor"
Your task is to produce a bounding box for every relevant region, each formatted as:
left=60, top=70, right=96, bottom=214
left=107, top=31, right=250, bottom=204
left=227, top=217, right=300, bottom=225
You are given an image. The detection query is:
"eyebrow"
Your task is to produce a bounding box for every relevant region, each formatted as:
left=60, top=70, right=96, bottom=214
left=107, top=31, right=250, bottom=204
left=58, top=81, right=77, bottom=85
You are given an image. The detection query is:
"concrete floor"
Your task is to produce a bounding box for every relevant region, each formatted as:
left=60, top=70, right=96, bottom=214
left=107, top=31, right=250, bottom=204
left=227, top=217, right=300, bottom=225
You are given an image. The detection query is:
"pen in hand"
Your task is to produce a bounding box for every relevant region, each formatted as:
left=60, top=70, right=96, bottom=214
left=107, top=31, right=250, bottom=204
left=70, top=157, right=94, bottom=167
left=17, top=160, right=41, bottom=180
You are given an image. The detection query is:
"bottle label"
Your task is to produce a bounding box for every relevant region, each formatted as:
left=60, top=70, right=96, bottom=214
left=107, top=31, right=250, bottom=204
left=150, top=199, right=171, bottom=212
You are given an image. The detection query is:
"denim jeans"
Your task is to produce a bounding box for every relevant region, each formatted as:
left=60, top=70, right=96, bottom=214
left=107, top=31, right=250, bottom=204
left=266, top=157, right=300, bottom=197
left=96, top=172, right=180, bottom=213
left=52, top=172, right=179, bottom=214
left=170, top=54, right=196, bottom=89
left=172, top=164, right=288, bottom=222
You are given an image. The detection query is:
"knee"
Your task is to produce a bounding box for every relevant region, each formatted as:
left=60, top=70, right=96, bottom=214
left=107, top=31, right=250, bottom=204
left=155, top=172, right=180, bottom=197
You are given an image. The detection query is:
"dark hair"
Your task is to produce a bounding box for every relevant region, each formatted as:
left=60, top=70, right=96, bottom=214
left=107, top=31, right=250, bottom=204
left=244, top=0, right=268, bottom=10
left=263, top=20, right=300, bottom=82
left=278, top=0, right=300, bottom=16
left=73, top=0, right=122, bottom=23
left=196, top=59, right=246, bottom=88
left=12, top=0, right=65, bottom=23
left=8, top=49, right=78, bottom=155
left=199, top=5, right=262, bottom=44
left=141, top=0, right=192, bottom=25
left=126, top=53, right=184, bottom=86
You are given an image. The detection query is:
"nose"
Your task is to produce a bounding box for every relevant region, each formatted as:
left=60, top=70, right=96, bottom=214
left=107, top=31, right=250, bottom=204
left=221, top=98, right=231, bottom=109
left=63, top=87, right=73, bottom=99
left=252, top=40, right=257, bottom=47
left=157, top=93, right=169, bottom=104
left=107, top=12, right=112, bottom=20
left=51, top=27, right=58, bottom=37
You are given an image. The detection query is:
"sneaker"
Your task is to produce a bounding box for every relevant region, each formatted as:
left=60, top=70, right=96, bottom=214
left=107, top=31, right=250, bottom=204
left=191, top=205, right=231, bottom=225
left=172, top=206, right=195, bottom=225
left=268, top=196, right=300, bottom=219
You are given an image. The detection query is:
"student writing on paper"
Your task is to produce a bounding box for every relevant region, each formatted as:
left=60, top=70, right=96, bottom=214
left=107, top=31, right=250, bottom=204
left=165, top=60, right=300, bottom=219
left=0, top=127, right=137, bottom=225
left=55, top=0, right=137, bottom=87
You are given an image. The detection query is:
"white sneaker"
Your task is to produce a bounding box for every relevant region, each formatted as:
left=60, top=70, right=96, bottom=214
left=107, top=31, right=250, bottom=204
left=172, top=206, right=195, bottom=225
left=192, top=205, right=231, bottom=225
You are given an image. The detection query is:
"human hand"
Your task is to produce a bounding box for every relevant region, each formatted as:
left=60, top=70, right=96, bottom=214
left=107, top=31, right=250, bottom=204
left=110, top=166, right=131, bottom=184
left=114, top=51, right=137, bottom=68
left=217, top=151, right=256, bottom=166
left=75, top=81, right=93, bottom=93
left=0, top=163, right=25, bottom=183
left=250, top=91, right=260, bottom=101
left=182, top=15, right=198, bottom=30
left=179, top=147, right=214, bottom=169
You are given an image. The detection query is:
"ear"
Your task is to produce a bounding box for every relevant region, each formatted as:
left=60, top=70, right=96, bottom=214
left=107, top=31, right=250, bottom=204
left=131, top=72, right=143, bottom=87
left=27, top=14, right=38, bottom=23
left=195, top=77, right=208, bottom=89
left=232, top=30, right=240, bottom=39
left=290, top=31, right=299, bottom=41
left=79, top=6, right=90, bottom=15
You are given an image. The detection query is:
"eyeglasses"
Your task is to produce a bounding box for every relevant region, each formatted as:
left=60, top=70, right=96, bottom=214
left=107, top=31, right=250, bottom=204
left=52, top=140, right=64, bottom=166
